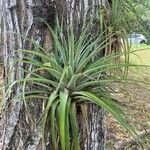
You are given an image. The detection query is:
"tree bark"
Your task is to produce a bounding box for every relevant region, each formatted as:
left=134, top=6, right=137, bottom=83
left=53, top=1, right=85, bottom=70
left=0, top=0, right=110, bottom=149
left=0, top=1, right=55, bottom=149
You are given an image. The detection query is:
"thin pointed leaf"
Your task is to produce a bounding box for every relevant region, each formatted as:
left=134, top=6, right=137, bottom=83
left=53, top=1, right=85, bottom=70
left=59, top=90, right=69, bottom=150
left=73, top=91, right=137, bottom=138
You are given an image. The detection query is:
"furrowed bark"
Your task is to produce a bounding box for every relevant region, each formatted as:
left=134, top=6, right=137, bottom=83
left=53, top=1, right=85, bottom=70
left=0, top=0, right=54, bottom=149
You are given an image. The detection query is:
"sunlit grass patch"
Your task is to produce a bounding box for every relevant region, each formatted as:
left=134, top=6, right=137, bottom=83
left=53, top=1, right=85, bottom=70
left=126, top=44, right=150, bottom=80
left=129, top=44, right=150, bottom=65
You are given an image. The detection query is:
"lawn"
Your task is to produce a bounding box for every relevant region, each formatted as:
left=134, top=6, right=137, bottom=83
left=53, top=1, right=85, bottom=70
left=129, top=44, right=150, bottom=66
left=106, top=44, right=150, bottom=150
left=128, top=44, right=150, bottom=82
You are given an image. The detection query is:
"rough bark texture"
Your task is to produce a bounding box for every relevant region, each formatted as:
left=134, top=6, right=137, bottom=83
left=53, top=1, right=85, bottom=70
left=0, top=1, right=55, bottom=149
left=79, top=104, right=106, bottom=150
left=0, top=0, right=110, bottom=149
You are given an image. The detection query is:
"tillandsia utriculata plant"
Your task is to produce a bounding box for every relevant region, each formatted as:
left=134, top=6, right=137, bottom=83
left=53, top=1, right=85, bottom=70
left=6, top=20, right=150, bottom=150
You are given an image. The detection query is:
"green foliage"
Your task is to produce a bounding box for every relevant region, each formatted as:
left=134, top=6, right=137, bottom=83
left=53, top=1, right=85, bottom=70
left=6, top=22, right=146, bottom=149
left=98, top=0, right=149, bottom=37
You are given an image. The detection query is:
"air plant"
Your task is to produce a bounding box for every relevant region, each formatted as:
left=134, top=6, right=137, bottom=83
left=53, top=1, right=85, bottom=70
left=5, top=20, right=145, bottom=150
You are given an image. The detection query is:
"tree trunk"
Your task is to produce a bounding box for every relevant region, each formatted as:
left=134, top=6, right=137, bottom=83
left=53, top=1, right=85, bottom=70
left=0, top=0, right=110, bottom=149
left=0, top=1, right=55, bottom=149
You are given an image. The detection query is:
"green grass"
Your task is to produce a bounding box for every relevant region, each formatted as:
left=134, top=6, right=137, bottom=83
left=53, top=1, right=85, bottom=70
left=127, top=44, right=150, bottom=80
left=129, top=44, right=150, bottom=65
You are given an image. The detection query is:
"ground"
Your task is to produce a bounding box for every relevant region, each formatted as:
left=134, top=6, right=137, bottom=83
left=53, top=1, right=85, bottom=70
left=106, top=82, right=150, bottom=150
left=106, top=44, right=150, bottom=150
